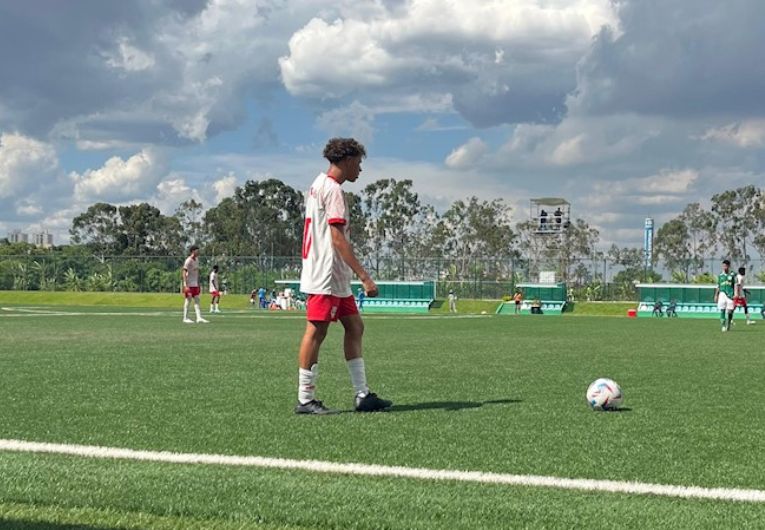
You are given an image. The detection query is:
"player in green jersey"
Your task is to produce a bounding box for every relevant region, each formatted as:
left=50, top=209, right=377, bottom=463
left=714, top=259, right=736, bottom=332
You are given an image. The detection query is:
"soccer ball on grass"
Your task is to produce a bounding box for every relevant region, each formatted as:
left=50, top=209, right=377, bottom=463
left=586, top=378, right=624, bottom=411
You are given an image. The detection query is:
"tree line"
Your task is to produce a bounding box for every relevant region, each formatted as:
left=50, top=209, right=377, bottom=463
left=3, top=180, right=763, bottom=289
left=654, top=186, right=765, bottom=281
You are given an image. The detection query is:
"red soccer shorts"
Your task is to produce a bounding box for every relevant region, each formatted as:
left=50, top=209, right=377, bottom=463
left=210, top=290, right=221, bottom=298
left=734, top=296, right=747, bottom=308
left=183, top=286, right=201, bottom=298
left=306, top=294, right=359, bottom=322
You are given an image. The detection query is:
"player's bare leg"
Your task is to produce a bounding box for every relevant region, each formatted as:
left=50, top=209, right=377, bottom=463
left=299, top=321, right=328, bottom=369
left=340, top=313, right=364, bottom=362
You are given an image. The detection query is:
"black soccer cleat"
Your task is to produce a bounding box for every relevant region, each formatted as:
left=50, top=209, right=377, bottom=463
left=355, top=392, right=392, bottom=412
left=294, top=399, right=335, bottom=415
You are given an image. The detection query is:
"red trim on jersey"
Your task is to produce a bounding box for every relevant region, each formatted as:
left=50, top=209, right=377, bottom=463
left=302, top=217, right=313, bottom=259
left=327, top=173, right=340, bottom=183
left=306, top=294, right=358, bottom=322
left=328, top=218, right=347, bottom=225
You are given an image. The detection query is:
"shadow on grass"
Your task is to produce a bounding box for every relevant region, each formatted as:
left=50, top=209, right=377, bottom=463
left=389, top=398, right=521, bottom=413
left=0, top=520, right=115, bottom=530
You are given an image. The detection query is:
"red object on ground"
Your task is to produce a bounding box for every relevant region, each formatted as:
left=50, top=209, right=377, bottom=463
left=627, top=308, right=637, bottom=318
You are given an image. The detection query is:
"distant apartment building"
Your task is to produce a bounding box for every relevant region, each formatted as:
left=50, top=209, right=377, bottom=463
left=34, top=231, right=54, bottom=248
left=8, top=230, right=29, bottom=244
left=6, top=230, right=53, bottom=248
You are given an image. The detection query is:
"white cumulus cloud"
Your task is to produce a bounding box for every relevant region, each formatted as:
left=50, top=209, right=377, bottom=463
left=72, top=148, right=166, bottom=202
left=0, top=133, right=58, bottom=199
left=280, top=0, right=618, bottom=126
left=212, top=173, right=239, bottom=203
left=152, top=176, right=202, bottom=215
left=445, top=137, right=489, bottom=169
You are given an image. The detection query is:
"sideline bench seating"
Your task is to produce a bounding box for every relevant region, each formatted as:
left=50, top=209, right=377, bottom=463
left=359, top=298, right=432, bottom=313
left=274, top=280, right=435, bottom=314
left=497, top=300, right=566, bottom=315
left=637, top=302, right=764, bottom=318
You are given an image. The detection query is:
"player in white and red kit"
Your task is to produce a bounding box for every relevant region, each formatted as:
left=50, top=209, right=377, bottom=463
left=295, top=138, right=392, bottom=414
left=182, top=245, right=208, bottom=324
left=735, top=266, right=755, bottom=325
left=209, top=265, right=221, bottom=313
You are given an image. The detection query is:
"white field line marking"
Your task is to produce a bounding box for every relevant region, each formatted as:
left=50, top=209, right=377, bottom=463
left=0, top=307, right=169, bottom=317
left=0, top=307, right=489, bottom=320
left=1, top=439, right=764, bottom=503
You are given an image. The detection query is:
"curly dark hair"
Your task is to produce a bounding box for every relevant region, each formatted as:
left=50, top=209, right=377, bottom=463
left=323, top=138, right=366, bottom=164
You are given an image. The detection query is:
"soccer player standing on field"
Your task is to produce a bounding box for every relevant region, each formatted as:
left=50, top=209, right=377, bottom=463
left=714, top=259, right=735, bottom=332
left=182, top=245, right=209, bottom=324
left=295, top=138, right=392, bottom=415
left=735, top=266, right=755, bottom=325
left=209, top=265, right=221, bottom=314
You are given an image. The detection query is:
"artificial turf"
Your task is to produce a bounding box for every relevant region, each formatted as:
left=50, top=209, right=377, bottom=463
left=1, top=306, right=764, bottom=528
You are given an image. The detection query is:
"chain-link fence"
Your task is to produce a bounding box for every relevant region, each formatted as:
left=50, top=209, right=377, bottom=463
left=1, top=254, right=763, bottom=301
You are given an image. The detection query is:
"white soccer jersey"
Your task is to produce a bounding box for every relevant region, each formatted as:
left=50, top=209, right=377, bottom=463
left=299, top=173, right=352, bottom=296
left=183, top=256, right=199, bottom=287
left=736, top=274, right=745, bottom=297
left=209, top=271, right=218, bottom=292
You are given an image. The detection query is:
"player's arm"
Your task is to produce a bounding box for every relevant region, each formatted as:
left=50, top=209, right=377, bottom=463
left=330, top=224, right=378, bottom=297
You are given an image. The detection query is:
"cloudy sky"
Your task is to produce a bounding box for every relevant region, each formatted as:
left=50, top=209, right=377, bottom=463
left=1, top=0, right=764, bottom=248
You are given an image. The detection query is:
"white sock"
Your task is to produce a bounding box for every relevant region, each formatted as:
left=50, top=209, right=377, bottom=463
left=183, top=298, right=190, bottom=319
left=347, top=357, right=369, bottom=397
left=194, top=300, right=202, bottom=320
left=298, top=364, right=318, bottom=404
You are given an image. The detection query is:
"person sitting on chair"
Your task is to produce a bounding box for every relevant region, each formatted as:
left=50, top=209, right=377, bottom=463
left=652, top=300, right=664, bottom=317
left=554, top=207, right=563, bottom=227
left=530, top=299, right=543, bottom=315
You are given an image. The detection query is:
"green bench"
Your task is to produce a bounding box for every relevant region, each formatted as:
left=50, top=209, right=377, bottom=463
left=360, top=298, right=432, bottom=313
left=637, top=302, right=764, bottom=318
left=497, top=300, right=566, bottom=315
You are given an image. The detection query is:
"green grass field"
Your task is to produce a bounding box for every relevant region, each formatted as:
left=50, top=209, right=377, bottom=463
left=1, top=302, right=765, bottom=528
